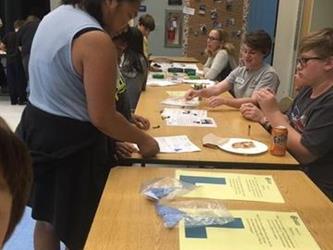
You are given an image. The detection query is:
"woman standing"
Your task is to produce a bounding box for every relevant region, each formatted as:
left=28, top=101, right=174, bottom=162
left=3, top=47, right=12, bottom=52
left=16, top=0, right=159, bottom=249
left=203, top=29, right=237, bottom=81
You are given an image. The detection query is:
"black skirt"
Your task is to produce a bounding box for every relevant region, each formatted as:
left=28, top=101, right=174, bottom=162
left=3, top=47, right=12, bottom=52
left=16, top=103, right=114, bottom=250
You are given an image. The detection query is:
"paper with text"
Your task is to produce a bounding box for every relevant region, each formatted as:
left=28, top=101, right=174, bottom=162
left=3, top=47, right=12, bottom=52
left=175, top=170, right=284, bottom=203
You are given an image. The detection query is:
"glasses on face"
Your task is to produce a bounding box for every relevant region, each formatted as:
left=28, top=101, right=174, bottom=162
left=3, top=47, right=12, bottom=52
left=207, top=36, right=220, bottom=41
left=296, top=56, right=323, bottom=67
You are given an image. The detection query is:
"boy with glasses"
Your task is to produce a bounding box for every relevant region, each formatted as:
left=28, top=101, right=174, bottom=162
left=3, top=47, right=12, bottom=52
left=253, top=28, right=333, bottom=200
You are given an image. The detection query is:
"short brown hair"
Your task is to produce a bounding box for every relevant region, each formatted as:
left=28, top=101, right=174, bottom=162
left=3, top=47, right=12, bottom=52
left=138, top=14, right=155, bottom=31
left=243, top=30, right=272, bottom=57
left=0, top=117, right=32, bottom=243
left=299, top=28, right=333, bottom=58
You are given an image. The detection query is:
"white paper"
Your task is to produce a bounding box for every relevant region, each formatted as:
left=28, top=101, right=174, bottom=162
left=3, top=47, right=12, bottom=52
left=154, top=135, right=201, bottom=153
left=161, top=108, right=207, bottom=118
left=183, top=79, right=216, bottom=86
left=166, top=91, right=187, bottom=97
left=166, top=116, right=217, bottom=127
left=183, top=6, right=195, bottom=15
left=161, top=97, right=200, bottom=107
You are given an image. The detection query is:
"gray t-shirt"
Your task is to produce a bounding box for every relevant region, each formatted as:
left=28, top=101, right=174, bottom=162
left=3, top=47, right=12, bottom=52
left=226, top=63, right=280, bottom=98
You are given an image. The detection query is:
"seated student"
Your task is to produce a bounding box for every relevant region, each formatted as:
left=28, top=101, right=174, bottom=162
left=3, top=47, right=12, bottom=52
left=203, top=29, right=237, bottom=81
left=0, top=117, right=32, bottom=247
left=252, top=28, right=333, bottom=201
left=120, top=26, right=148, bottom=111
left=186, top=30, right=280, bottom=109
left=137, top=14, right=155, bottom=58
left=110, top=29, right=150, bottom=159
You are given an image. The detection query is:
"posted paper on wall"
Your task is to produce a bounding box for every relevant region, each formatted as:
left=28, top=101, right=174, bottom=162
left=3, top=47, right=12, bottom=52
left=175, top=170, right=284, bottom=203
left=179, top=210, right=321, bottom=250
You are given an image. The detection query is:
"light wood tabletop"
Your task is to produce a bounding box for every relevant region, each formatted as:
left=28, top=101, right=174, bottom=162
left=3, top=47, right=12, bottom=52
left=84, top=166, right=333, bottom=250
left=129, top=84, right=298, bottom=168
left=150, top=56, right=199, bottom=63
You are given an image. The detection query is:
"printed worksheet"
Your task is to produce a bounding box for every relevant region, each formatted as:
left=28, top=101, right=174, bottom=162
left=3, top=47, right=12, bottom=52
left=175, top=170, right=284, bottom=203
left=179, top=210, right=320, bottom=250
left=166, top=91, right=187, bottom=97
left=161, top=108, right=208, bottom=119
left=154, top=135, right=200, bottom=153
left=166, top=116, right=216, bottom=127
left=161, top=97, right=200, bottom=107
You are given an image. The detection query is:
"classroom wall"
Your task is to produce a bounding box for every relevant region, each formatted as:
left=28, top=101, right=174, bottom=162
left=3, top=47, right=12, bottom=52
left=272, top=0, right=302, bottom=99
left=310, top=0, right=333, bottom=31
left=50, top=0, right=61, bottom=10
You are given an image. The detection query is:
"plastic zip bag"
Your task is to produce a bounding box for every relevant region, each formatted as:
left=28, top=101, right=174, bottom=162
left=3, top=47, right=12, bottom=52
left=156, top=198, right=234, bottom=228
left=140, top=177, right=196, bottom=200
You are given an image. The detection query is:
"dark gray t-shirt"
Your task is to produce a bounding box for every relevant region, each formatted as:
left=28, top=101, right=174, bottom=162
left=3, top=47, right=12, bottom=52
left=226, top=63, right=280, bottom=98
left=287, top=86, right=333, bottom=199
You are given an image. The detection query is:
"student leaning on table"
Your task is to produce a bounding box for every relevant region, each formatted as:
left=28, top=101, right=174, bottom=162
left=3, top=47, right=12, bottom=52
left=137, top=14, right=155, bottom=58
left=15, top=0, right=159, bottom=250
left=243, top=28, right=333, bottom=201
left=186, top=30, right=280, bottom=109
left=0, top=117, right=32, bottom=248
left=109, top=29, right=150, bottom=160
left=203, top=28, right=237, bottom=81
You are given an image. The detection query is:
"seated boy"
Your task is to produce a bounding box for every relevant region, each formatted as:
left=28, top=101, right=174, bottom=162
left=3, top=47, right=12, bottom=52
left=252, top=28, right=333, bottom=200
left=186, top=30, right=280, bottom=109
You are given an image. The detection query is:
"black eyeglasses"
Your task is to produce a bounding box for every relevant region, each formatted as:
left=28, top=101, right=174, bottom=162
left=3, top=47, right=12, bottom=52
left=207, top=36, right=220, bottom=41
left=297, top=57, right=323, bottom=67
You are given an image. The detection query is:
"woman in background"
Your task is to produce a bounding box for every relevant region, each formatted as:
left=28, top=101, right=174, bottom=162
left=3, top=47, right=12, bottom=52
left=120, top=26, right=148, bottom=111
left=203, top=29, right=237, bottom=81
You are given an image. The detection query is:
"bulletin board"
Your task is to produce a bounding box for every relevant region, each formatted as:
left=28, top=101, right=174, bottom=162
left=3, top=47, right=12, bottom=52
left=183, top=0, right=248, bottom=64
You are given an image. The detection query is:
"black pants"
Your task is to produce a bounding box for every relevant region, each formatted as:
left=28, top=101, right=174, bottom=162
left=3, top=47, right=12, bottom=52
left=0, top=60, right=7, bottom=89
left=6, top=61, right=27, bottom=104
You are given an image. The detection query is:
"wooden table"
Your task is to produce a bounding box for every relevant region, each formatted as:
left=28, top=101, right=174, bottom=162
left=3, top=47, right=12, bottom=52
left=150, top=56, right=199, bottom=63
left=84, top=167, right=333, bottom=250
left=129, top=84, right=298, bottom=168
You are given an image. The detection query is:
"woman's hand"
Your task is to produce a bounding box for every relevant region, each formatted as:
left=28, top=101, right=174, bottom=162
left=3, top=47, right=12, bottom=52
left=115, top=142, right=138, bottom=158
left=137, top=136, right=159, bottom=158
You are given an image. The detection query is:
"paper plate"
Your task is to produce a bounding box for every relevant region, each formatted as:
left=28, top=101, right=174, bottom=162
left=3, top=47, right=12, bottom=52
left=218, top=138, right=268, bottom=155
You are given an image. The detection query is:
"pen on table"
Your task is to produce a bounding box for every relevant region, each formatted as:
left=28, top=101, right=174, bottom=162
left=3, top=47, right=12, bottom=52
left=248, top=124, right=251, bottom=137
left=152, top=125, right=160, bottom=129
left=161, top=116, right=170, bottom=120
